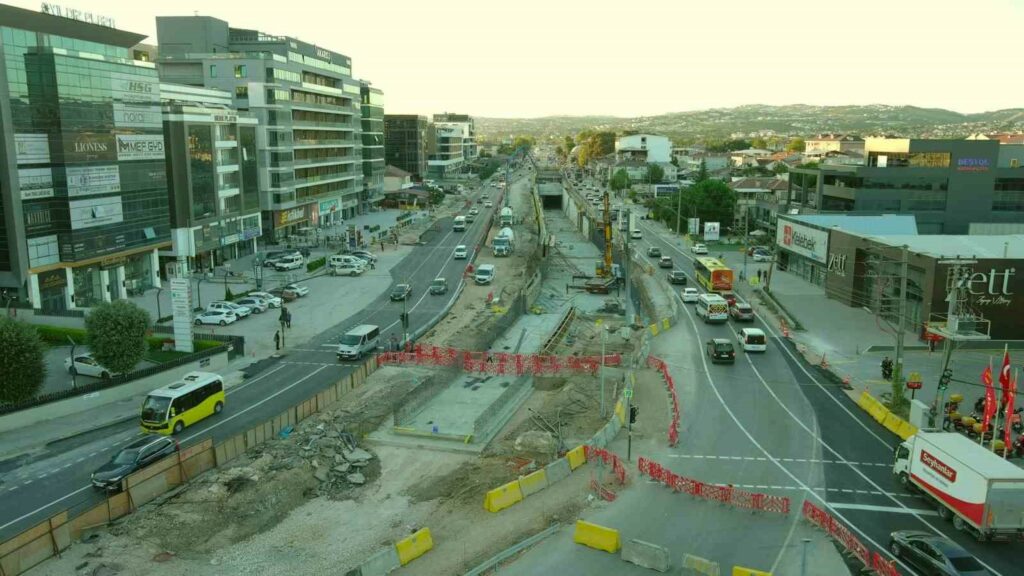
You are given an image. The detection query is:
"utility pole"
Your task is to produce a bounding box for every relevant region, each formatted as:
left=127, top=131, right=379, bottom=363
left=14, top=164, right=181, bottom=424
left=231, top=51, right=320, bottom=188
left=675, top=189, right=683, bottom=236
left=622, top=208, right=633, bottom=323
left=892, top=244, right=910, bottom=408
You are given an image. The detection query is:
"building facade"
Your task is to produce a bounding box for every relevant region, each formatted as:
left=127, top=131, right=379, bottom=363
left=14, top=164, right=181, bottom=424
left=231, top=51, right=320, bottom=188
left=159, top=83, right=261, bottom=275
left=433, top=112, right=477, bottom=161
left=786, top=138, right=1024, bottom=234
left=428, top=124, right=465, bottom=178
left=360, top=82, right=384, bottom=211
left=0, top=4, right=169, bottom=311
left=384, top=114, right=430, bottom=179
left=156, top=16, right=366, bottom=239
left=615, top=134, right=671, bottom=163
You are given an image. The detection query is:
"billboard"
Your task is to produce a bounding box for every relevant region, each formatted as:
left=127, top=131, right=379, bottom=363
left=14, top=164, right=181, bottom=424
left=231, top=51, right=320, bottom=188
left=116, top=134, right=165, bottom=161
left=69, top=196, right=123, bottom=230
left=776, top=218, right=829, bottom=263
left=18, top=168, right=54, bottom=200
left=113, top=103, right=161, bottom=128
left=932, top=260, right=1023, bottom=340
left=66, top=165, right=121, bottom=197
left=703, top=222, right=720, bottom=241
left=687, top=218, right=700, bottom=235
left=15, top=133, right=50, bottom=164
left=63, top=133, right=116, bottom=162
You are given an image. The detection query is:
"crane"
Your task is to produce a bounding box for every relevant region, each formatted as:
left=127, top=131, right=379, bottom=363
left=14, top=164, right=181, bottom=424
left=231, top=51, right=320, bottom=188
left=595, top=188, right=614, bottom=277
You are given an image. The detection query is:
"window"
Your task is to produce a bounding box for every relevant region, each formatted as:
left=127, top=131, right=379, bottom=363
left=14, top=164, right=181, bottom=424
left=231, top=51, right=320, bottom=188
left=209, top=64, right=217, bottom=78
left=993, top=190, right=1024, bottom=212
left=235, top=85, right=249, bottom=99
left=234, top=64, right=247, bottom=78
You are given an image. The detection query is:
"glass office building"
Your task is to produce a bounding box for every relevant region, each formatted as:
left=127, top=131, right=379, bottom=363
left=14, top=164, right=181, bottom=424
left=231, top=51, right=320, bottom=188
left=360, top=82, right=384, bottom=211
left=0, top=4, right=168, bottom=311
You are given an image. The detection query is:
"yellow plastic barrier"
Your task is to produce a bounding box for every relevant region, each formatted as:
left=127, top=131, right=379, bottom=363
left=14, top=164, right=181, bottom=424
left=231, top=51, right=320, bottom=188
left=868, top=401, right=889, bottom=423
left=733, top=567, right=772, bottom=576
left=615, top=400, right=626, bottom=426
left=483, top=480, right=524, bottom=513
left=896, top=420, right=919, bottom=440
left=662, top=318, right=671, bottom=331
left=395, top=527, right=433, bottom=565
left=649, top=323, right=660, bottom=337
left=573, top=520, right=620, bottom=553
left=856, top=390, right=874, bottom=411
left=566, top=445, right=587, bottom=470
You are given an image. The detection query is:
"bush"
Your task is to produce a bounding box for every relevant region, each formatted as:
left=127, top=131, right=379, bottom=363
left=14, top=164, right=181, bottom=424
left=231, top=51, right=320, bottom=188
left=0, top=318, right=46, bottom=403
left=307, top=257, right=326, bottom=273
left=34, top=324, right=88, bottom=346
left=225, top=286, right=234, bottom=301
left=85, top=300, right=151, bottom=374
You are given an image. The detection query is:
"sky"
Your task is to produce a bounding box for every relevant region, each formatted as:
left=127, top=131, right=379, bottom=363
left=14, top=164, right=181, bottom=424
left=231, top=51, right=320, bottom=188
left=13, top=0, right=1024, bottom=118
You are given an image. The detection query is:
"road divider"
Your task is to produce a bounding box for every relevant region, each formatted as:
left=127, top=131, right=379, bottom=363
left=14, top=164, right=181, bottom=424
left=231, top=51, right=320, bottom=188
left=802, top=500, right=902, bottom=576
left=857, top=391, right=918, bottom=440
left=573, top=520, right=620, bottom=553
left=377, top=343, right=621, bottom=376
left=646, top=355, right=680, bottom=446
left=637, top=457, right=791, bottom=515
left=681, top=553, right=721, bottom=575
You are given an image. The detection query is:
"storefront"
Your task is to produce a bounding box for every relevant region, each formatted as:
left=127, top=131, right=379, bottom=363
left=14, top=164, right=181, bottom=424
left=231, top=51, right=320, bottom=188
left=271, top=205, right=310, bottom=241
left=317, top=198, right=341, bottom=227
left=774, top=216, right=830, bottom=287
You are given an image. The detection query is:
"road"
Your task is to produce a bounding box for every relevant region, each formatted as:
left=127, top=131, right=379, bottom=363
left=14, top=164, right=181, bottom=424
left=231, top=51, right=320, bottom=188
left=0, top=172, right=532, bottom=543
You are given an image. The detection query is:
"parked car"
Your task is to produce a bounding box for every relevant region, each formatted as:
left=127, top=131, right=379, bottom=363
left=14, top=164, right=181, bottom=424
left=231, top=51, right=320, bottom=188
left=681, top=287, right=699, bottom=303
left=453, top=245, right=469, bottom=259
left=706, top=338, right=736, bottom=364
left=647, top=247, right=662, bottom=258
left=889, top=531, right=989, bottom=576
left=283, top=283, right=309, bottom=298
left=390, top=283, right=412, bottom=301
left=730, top=302, right=755, bottom=322
left=668, top=270, right=688, bottom=285
left=194, top=310, right=237, bottom=326
left=249, top=291, right=282, bottom=308
left=274, top=254, right=305, bottom=271
left=261, top=251, right=299, bottom=267
left=331, top=261, right=366, bottom=276
left=691, top=243, right=708, bottom=254
left=65, top=353, right=115, bottom=379
left=429, top=278, right=448, bottom=295
left=658, top=256, right=673, bottom=268
left=746, top=246, right=769, bottom=256
left=91, top=435, right=179, bottom=491
left=234, top=297, right=269, bottom=313
left=207, top=301, right=251, bottom=318
left=752, top=251, right=772, bottom=262
left=350, top=250, right=378, bottom=263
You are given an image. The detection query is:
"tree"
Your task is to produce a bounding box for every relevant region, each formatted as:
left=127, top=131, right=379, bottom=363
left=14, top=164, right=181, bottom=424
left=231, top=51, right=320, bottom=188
left=646, top=163, right=665, bottom=184
left=772, top=163, right=790, bottom=175
left=85, top=300, right=151, bottom=374
left=786, top=138, right=806, bottom=152
left=576, top=146, right=589, bottom=168
left=563, top=135, right=574, bottom=154
left=690, top=179, right=738, bottom=230
left=751, top=137, right=768, bottom=150
left=0, top=318, right=46, bottom=403
left=695, top=159, right=708, bottom=183
left=609, top=168, right=630, bottom=191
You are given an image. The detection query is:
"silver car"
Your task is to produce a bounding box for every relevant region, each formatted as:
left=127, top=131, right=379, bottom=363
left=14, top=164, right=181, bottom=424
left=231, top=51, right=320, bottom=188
left=234, top=297, right=269, bottom=313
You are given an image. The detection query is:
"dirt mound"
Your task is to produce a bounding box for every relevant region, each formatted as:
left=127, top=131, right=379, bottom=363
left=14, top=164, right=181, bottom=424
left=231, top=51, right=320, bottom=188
left=405, top=457, right=522, bottom=504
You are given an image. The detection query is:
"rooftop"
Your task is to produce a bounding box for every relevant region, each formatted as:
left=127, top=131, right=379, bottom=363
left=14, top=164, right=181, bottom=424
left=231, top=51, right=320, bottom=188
left=781, top=214, right=919, bottom=236
left=860, top=233, right=1024, bottom=259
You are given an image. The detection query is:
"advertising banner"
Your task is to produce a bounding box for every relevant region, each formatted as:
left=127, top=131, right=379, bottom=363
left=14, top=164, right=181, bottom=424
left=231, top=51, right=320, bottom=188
left=687, top=218, right=700, bottom=236
left=170, top=277, right=194, bottom=353
left=69, top=196, right=123, bottom=230
left=776, top=218, right=829, bottom=263
left=276, top=206, right=308, bottom=227
left=116, top=134, right=165, bottom=161
left=113, top=78, right=158, bottom=102
left=64, top=133, right=116, bottom=162
left=113, top=102, right=161, bottom=128
left=15, top=133, right=50, bottom=165
left=703, top=222, right=720, bottom=241
left=18, top=168, right=55, bottom=200
left=66, top=165, right=121, bottom=197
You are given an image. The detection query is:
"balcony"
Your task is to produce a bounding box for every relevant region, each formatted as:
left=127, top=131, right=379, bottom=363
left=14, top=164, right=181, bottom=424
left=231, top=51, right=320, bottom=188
left=290, top=100, right=356, bottom=114
left=293, top=140, right=357, bottom=150
left=290, top=119, right=356, bottom=130
left=293, top=156, right=351, bottom=168
left=293, top=173, right=358, bottom=188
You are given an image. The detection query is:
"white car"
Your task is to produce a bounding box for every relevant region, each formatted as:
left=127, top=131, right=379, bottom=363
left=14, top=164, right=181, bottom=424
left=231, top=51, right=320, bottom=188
left=274, top=254, right=304, bottom=271
left=681, top=287, right=700, bottom=303
left=484, top=201, right=493, bottom=208
left=234, top=297, right=269, bottom=313
left=207, top=301, right=251, bottom=318
left=284, top=283, right=309, bottom=297
left=65, top=353, right=116, bottom=379
left=453, top=245, right=468, bottom=259
left=249, top=291, right=282, bottom=308
left=194, top=310, right=238, bottom=326
left=350, top=250, right=378, bottom=263
left=331, top=261, right=366, bottom=276
left=692, top=243, right=708, bottom=255
left=469, top=208, right=480, bottom=216
left=752, top=252, right=772, bottom=262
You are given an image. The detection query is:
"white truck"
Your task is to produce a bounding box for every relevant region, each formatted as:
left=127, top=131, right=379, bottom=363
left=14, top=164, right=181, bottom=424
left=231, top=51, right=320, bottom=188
left=492, top=227, right=515, bottom=257
left=453, top=215, right=467, bottom=232
left=500, top=206, right=514, bottom=227
left=893, top=431, right=1024, bottom=540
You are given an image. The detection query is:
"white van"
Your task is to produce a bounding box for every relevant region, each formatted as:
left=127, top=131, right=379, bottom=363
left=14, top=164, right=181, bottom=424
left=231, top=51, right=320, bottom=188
left=453, top=215, right=467, bottom=232
left=337, top=324, right=380, bottom=360
left=274, top=254, right=304, bottom=271
left=328, top=255, right=365, bottom=276
left=475, top=264, right=496, bottom=285
left=630, top=229, right=642, bottom=240
left=695, top=293, right=729, bottom=323
left=737, top=328, right=767, bottom=352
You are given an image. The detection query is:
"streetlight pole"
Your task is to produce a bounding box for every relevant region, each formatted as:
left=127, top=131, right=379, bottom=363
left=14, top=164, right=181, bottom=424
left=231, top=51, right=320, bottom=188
left=675, top=188, right=683, bottom=236
left=67, top=335, right=77, bottom=389
left=892, top=245, right=910, bottom=408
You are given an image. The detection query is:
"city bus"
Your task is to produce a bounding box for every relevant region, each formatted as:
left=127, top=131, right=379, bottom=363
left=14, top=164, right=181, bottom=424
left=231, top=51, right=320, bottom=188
left=693, top=257, right=734, bottom=293
left=140, top=372, right=225, bottom=435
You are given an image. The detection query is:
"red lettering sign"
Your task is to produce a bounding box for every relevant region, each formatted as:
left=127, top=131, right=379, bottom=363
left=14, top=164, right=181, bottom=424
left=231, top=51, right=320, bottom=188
left=920, top=449, right=957, bottom=482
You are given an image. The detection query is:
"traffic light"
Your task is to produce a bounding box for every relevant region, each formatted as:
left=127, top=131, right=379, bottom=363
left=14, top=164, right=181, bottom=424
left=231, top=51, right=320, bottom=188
left=939, top=368, right=953, bottom=391
left=629, top=405, right=639, bottom=424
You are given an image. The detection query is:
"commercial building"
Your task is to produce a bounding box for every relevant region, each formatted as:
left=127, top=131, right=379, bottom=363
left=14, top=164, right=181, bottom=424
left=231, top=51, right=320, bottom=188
left=156, top=16, right=367, bottom=239
left=360, top=82, right=385, bottom=211
left=384, top=114, right=430, bottom=179
left=615, top=134, right=671, bottom=163
left=0, top=4, right=169, bottom=312
left=428, top=124, right=466, bottom=178
left=786, top=138, right=1024, bottom=235
left=159, top=83, right=261, bottom=275
left=433, top=112, right=477, bottom=161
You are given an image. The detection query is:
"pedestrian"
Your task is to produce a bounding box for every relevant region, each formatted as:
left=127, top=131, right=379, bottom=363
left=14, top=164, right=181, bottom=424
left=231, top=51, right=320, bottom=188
left=274, top=330, right=281, bottom=351
left=381, top=240, right=385, bottom=252
left=285, top=308, right=292, bottom=329
left=369, top=259, right=376, bottom=270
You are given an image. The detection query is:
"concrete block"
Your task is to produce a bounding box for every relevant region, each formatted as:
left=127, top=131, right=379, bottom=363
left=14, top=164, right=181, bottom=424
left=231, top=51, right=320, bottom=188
left=545, top=457, right=571, bottom=484
left=518, top=469, right=549, bottom=497
left=359, top=546, right=400, bottom=576
left=681, top=553, right=720, bottom=576
left=603, top=420, right=620, bottom=445
left=589, top=428, right=608, bottom=448
left=622, top=539, right=671, bottom=572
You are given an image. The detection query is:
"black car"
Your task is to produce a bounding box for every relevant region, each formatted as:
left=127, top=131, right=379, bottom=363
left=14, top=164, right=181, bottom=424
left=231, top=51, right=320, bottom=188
left=668, top=270, right=688, bottom=285
left=706, top=338, right=735, bottom=364
left=92, top=435, right=178, bottom=491
left=889, top=530, right=990, bottom=575
left=390, top=284, right=412, bottom=301
left=647, top=247, right=661, bottom=258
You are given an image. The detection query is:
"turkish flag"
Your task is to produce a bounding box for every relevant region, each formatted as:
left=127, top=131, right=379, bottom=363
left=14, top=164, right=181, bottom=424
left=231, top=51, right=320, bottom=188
left=982, top=364, right=997, bottom=431
left=999, top=348, right=1012, bottom=405
left=1004, top=375, right=1017, bottom=450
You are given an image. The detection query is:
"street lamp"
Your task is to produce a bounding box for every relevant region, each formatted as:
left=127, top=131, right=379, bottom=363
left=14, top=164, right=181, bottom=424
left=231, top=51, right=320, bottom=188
left=155, top=287, right=163, bottom=322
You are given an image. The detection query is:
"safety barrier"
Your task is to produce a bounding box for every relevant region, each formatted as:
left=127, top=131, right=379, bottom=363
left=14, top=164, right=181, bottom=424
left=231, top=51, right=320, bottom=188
left=483, top=444, right=587, bottom=514
left=802, top=501, right=902, bottom=576
left=637, top=457, right=791, bottom=516
left=573, top=520, right=621, bottom=553
left=732, top=567, right=772, bottom=576
left=584, top=445, right=628, bottom=485
left=857, top=391, right=918, bottom=440
left=395, top=527, right=433, bottom=566
left=647, top=317, right=673, bottom=337
left=647, top=355, right=681, bottom=446
left=681, top=553, right=721, bottom=576
left=622, top=538, right=670, bottom=572
left=376, top=343, right=621, bottom=376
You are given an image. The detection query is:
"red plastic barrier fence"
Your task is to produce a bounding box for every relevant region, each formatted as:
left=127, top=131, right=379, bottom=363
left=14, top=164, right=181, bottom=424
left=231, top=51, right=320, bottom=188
left=637, top=457, right=791, bottom=516
left=647, top=355, right=681, bottom=447
left=584, top=445, right=627, bottom=485
left=377, top=344, right=621, bottom=376
left=802, top=501, right=900, bottom=575
left=873, top=552, right=902, bottom=576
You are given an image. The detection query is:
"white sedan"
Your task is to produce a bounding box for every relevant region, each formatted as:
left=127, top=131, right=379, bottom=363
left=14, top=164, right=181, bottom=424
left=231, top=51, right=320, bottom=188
left=681, top=287, right=700, bottom=303
left=691, top=243, right=708, bottom=255
left=284, top=283, right=310, bottom=297
left=249, top=291, right=283, bottom=308
left=65, top=353, right=116, bottom=379
left=234, top=297, right=269, bottom=313
left=752, top=252, right=772, bottom=262
left=453, top=245, right=468, bottom=259
left=194, top=310, right=238, bottom=326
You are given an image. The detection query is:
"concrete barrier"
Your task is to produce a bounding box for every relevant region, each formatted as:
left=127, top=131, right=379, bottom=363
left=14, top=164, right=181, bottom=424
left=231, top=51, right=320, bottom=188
left=395, top=527, right=433, bottom=566
left=483, top=480, right=524, bottom=513
left=682, top=553, right=720, bottom=576
left=518, top=469, right=549, bottom=497
left=573, top=520, right=620, bottom=553
left=358, top=547, right=401, bottom=576
left=545, top=457, right=571, bottom=484
left=622, top=538, right=671, bottom=572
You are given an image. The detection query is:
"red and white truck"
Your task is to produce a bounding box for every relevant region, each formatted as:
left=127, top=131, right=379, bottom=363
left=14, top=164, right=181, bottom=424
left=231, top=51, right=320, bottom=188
left=893, top=431, right=1024, bottom=540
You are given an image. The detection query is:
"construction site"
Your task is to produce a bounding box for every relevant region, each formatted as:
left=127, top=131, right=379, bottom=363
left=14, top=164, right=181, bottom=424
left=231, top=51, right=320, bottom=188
left=23, top=162, right=678, bottom=576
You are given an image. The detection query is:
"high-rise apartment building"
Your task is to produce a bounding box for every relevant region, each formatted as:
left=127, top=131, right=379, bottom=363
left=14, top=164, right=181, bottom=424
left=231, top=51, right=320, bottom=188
left=156, top=16, right=366, bottom=239
left=0, top=4, right=169, bottom=312
left=384, top=114, right=430, bottom=180
left=360, top=82, right=384, bottom=211
left=433, top=113, right=477, bottom=161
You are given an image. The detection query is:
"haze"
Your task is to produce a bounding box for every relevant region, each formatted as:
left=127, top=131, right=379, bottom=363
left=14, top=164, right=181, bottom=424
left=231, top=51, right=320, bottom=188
left=12, top=0, right=1024, bottom=117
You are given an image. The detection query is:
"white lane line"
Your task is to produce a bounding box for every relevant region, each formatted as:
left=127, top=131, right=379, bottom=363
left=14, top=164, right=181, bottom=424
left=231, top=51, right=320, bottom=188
left=829, top=503, right=940, bottom=517
left=22, top=481, right=31, bottom=486
left=667, top=454, right=888, bottom=467
left=0, top=486, right=90, bottom=532
left=225, top=364, right=287, bottom=396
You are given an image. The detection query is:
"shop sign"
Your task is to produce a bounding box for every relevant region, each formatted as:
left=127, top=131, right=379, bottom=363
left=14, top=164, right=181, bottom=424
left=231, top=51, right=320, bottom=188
left=827, top=253, right=847, bottom=277
left=956, top=157, right=990, bottom=172
left=276, top=207, right=307, bottom=227
left=64, top=133, right=116, bottom=162
left=703, top=222, right=720, bottom=242
left=960, top=267, right=1015, bottom=307
left=15, top=134, right=50, bottom=165
left=113, top=103, right=161, bottom=128
left=213, top=114, right=238, bottom=123
left=100, top=256, right=126, bottom=270
left=319, top=198, right=340, bottom=213
left=41, top=3, right=116, bottom=28
left=18, top=168, right=55, bottom=200
left=776, top=219, right=828, bottom=263
left=69, top=196, right=123, bottom=230
left=242, top=228, right=261, bottom=240
left=66, top=165, right=121, bottom=197
left=116, top=134, right=165, bottom=161
left=220, top=234, right=240, bottom=246
left=38, top=269, right=67, bottom=291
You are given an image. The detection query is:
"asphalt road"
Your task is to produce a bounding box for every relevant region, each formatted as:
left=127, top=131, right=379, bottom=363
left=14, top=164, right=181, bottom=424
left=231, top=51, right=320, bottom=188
left=0, top=174, right=528, bottom=543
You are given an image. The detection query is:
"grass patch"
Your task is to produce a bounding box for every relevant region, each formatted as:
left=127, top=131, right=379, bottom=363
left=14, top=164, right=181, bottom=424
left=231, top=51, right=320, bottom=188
left=145, top=339, right=223, bottom=364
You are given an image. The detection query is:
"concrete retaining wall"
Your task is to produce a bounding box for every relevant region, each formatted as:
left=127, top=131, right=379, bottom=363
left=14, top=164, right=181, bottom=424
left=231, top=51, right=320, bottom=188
left=544, top=457, right=571, bottom=484
left=392, top=372, right=448, bottom=426
left=622, top=539, right=671, bottom=572
left=0, top=350, right=230, bottom=434
left=472, top=376, right=529, bottom=438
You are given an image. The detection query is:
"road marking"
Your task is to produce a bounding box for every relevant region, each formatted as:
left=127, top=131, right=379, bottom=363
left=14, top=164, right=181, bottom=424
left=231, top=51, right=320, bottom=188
left=281, top=361, right=335, bottom=367
left=667, top=454, right=888, bottom=467
left=828, top=503, right=939, bottom=516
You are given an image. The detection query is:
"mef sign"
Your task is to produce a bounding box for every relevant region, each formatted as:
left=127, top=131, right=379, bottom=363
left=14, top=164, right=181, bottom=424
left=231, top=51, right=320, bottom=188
left=116, top=134, right=165, bottom=161
left=776, top=219, right=828, bottom=263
